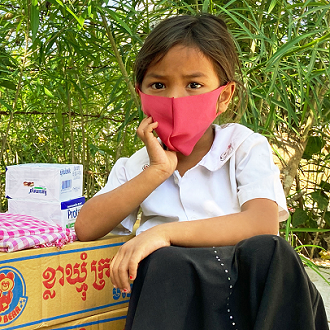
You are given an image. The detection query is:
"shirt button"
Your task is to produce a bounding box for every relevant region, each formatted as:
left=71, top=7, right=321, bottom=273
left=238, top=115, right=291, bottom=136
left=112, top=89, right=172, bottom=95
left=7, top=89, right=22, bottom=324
left=173, top=176, right=179, bottom=184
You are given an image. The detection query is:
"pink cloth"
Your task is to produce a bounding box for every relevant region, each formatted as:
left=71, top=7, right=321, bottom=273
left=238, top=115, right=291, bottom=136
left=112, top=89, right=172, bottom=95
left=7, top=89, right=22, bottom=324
left=0, top=213, right=76, bottom=252
left=139, top=85, right=227, bottom=156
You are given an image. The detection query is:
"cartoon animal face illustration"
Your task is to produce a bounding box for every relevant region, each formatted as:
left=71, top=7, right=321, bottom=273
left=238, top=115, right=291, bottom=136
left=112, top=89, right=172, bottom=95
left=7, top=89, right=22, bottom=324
left=0, top=272, right=14, bottom=292
left=0, top=272, right=15, bottom=313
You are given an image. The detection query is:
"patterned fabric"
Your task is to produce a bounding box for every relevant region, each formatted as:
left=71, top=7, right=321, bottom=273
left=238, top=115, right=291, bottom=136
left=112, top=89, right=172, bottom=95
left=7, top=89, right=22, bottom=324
left=0, top=213, right=76, bottom=252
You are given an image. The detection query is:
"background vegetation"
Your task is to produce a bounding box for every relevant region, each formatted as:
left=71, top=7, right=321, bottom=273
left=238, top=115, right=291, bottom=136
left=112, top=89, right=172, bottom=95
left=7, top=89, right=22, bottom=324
left=1, top=0, right=330, bottom=256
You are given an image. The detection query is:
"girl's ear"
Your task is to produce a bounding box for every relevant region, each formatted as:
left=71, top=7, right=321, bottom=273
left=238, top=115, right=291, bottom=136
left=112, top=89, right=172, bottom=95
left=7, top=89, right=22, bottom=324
left=216, top=82, right=236, bottom=114
left=135, top=84, right=141, bottom=97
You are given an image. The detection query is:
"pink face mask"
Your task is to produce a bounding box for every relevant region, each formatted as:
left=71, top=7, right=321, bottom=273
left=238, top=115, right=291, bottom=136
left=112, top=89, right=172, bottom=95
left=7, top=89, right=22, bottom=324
left=139, top=85, right=227, bottom=156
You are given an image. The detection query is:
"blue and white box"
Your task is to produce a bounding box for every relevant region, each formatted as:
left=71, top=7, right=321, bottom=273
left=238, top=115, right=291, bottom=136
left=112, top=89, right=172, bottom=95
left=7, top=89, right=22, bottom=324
left=8, top=197, right=85, bottom=229
left=5, top=163, right=83, bottom=202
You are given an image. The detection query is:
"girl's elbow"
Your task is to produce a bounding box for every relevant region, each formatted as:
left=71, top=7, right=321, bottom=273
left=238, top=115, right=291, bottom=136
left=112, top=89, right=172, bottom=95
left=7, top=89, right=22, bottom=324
left=74, top=215, right=92, bottom=241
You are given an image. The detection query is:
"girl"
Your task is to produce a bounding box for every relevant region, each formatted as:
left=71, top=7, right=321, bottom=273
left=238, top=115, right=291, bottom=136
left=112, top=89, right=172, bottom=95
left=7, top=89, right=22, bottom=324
left=75, top=13, right=329, bottom=330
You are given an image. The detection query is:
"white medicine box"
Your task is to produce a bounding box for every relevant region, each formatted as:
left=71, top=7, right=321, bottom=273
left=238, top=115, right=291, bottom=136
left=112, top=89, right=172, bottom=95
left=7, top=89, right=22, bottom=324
left=7, top=197, right=85, bottom=229
left=5, top=163, right=83, bottom=202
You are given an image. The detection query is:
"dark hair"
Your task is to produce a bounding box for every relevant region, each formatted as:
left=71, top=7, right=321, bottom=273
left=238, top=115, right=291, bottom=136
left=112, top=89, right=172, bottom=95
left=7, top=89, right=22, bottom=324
left=134, top=14, right=241, bottom=88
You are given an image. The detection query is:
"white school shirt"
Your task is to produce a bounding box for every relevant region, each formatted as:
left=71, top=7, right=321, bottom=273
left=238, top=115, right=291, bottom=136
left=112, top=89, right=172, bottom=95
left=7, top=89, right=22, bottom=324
left=96, top=123, right=289, bottom=236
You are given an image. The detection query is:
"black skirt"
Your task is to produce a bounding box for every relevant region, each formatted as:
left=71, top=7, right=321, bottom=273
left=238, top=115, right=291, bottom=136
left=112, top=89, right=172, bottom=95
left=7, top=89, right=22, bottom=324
left=125, top=235, right=329, bottom=330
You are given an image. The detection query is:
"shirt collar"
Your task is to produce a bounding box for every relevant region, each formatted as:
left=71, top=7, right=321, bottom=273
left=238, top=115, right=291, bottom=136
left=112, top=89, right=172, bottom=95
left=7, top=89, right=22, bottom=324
left=199, top=124, right=254, bottom=172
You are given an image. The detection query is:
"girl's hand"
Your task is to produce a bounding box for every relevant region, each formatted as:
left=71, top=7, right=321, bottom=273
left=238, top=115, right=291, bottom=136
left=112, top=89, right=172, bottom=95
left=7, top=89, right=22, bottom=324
left=110, top=225, right=171, bottom=292
left=137, top=117, right=177, bottom=177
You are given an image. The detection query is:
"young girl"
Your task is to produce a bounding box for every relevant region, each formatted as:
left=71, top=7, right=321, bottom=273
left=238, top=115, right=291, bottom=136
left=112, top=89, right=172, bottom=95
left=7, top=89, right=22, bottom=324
left=75, top=14, right=329, bottom=330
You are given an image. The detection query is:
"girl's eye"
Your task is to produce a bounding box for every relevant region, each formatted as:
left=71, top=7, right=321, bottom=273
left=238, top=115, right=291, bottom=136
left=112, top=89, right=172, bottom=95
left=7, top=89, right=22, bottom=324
left=151, top=82, right=165, bottom=89
left=187, top=82, right=202, bottom=89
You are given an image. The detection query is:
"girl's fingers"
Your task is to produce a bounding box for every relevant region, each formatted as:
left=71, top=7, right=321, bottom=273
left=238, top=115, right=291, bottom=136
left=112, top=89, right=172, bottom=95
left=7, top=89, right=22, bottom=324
left=128, top=263, right=137, bottom=282
left=110, top=220, right=172, bottom=293
left=110, top=243, right=139, bottom=292
left=126, top=254, right=141, bottom=285
left=137, top=119, right=171, bottom=166
left=137, top=117, right=158, bottom=143
left=137, top=116, right=153, bottom=132
left=110, top=253, right=119, bottom=287
left=111, top=256, right=128, bottom=291
left=110, top=248, right=125, bottom=288
left=116, top=258, right=131, bottom=291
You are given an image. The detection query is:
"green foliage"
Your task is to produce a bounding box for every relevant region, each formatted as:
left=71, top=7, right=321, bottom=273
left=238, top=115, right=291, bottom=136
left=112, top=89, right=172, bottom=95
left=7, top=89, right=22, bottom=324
left=292, top=208, right=310, bottom=227
left=284, top=128, right=330, bottom=257
left=303, top=136, right=325, bottom=160
left=0, top=0, right=329, bottom=261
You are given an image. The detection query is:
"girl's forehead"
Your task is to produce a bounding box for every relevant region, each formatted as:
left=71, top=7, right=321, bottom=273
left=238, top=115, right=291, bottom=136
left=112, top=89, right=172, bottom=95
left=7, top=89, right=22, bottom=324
left=152, top=44, right=205, bottom=63
left=145, top=45, right=217, bottom=77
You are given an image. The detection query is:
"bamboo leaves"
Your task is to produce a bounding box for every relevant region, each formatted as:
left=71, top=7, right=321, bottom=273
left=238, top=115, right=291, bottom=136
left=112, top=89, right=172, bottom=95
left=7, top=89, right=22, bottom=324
left=54, top=0, right=85, bottom=28
left=0, top=0, right=329, bottom=208
left=31, top=0, right=39, bottom=43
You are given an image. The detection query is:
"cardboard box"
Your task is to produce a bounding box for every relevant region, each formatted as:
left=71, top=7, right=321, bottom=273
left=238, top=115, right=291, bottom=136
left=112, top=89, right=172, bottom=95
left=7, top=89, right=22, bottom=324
left=0, top=234, right=133, bottom=330
left=44, top=307, right=128, bottom=330
left=8, top=197, right=85, bottom=229
left=5, top=164, right=83, bottom=202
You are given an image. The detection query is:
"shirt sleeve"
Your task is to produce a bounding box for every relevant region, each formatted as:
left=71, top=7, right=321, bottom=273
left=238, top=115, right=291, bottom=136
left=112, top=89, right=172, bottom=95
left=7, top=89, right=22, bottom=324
left=235, top=133, right=289, bottom=221
left=94, top=157, right=139, bottom=235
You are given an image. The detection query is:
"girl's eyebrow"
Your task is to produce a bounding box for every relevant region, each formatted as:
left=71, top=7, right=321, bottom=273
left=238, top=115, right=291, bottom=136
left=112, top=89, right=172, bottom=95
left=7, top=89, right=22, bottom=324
left=144, top=72, right=207, bottom=79
left=144, top=73, right=166, bottom=79
left=183, top=72, right=207, bottom=79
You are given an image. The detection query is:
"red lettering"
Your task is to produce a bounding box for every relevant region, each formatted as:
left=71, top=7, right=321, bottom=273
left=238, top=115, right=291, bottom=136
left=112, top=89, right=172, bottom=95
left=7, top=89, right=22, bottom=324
left=91, top=260, right=103, bottom=290
left=43, top=289, right=56, bottom=300
left=56, top=265, right=65, bottom=286
left=76, top=283, right=88, bottom=301
left=0, top=306, right=21, bottom=324
left=39, top=252, right=128, bottom=301
left=66, top=262, right=87, bottom=285
left=91, top=258, right=111, bottom=290
left=42, top=266, right=66, bottom=299
left=42, top=266, right=65, bottom=289
left=42, top=267, right=56, bottom=289
left=43, top=260, right=89, bottom=300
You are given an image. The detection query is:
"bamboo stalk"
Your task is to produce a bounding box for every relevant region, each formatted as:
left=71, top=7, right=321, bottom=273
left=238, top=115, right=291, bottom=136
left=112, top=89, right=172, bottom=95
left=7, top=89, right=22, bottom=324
left=78, top=96, right=85, bottom=166
left=67, top=87, right=75, bottom=163
left=86, top=135, right=91, bottom=198
left=0, top=3, right=30, bottom=163
left=114, top=128, right=127, bottom=163
left=101, top=14, right=140, bottom=110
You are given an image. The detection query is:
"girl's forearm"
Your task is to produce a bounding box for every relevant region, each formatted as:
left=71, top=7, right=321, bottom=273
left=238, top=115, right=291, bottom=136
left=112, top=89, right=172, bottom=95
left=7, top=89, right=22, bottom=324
left=108, top=198, right=279, bottom=292
left=161, top=199, right=279, bottom=247
left=75, top=166, right=171, bottom=241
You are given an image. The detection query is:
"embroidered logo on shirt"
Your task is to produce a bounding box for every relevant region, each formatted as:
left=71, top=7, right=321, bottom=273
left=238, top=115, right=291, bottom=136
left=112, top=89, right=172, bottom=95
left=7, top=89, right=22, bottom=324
left=220, top=144, right=233, bottom=161
left=142, top=164, right=149, bottom=171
